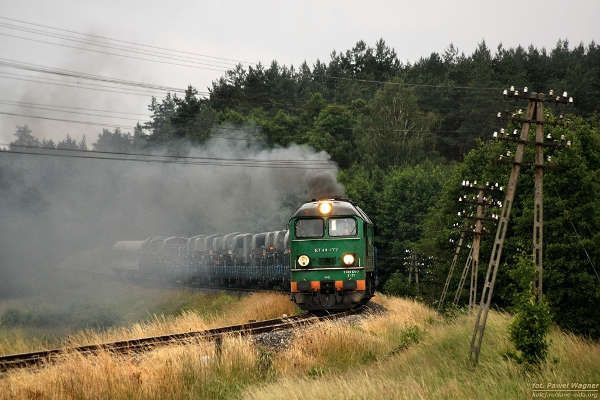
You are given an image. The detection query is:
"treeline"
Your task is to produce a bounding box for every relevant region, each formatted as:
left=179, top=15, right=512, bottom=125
left=5, top=39, right=600, bottom=336
left=145, top=39, right=600, bottom=160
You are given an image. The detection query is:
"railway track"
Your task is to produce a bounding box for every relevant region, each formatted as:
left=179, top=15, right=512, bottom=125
left=0, top=306, right=364, bottom=373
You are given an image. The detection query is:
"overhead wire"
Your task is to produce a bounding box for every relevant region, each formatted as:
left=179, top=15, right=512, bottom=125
left=0, top=31, right=231, bottom=72
left=551, top=186, right=599, bottom=283
left=0, top=72, right=172, bottom=97
left=0, top=106, right=486, bottom=139
left=0, top=15, right=252, bottom=65
left=0, top=99, right=151, bottom=117
left=0, top=58, right=189, bottom=92
left=0, top=110, right=268, bottom=141
left=0, top=111, right=135, bottom=129
left=0, top=101, right=146, bottom=121
left=3, top=143, right=336, bottom=164
left=323, top=75, right=503, bottom=91
left=0, top=148, right=337, bottom=170
left=0, top=22, right=238, bottom=69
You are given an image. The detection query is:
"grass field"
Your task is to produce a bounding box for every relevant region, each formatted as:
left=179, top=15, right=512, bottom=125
left=1, top=293, right=598, bottom=400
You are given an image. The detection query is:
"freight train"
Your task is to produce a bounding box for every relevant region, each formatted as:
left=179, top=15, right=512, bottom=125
left=113, top=198, right=376, bottom=311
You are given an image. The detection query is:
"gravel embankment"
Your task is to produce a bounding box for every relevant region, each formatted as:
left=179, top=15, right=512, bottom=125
left=252, top=301, right=387, bottom=350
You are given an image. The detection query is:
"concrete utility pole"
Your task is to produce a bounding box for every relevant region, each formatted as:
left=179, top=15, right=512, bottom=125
left=468, top=87, right=573, bottom=367
left=469, top=188, right=484, bottom=311
left=533, top=101, right=545, bottom=299
left=454, top=245, right=473, bottom=305
left=438, top=231, right=465, bottom=311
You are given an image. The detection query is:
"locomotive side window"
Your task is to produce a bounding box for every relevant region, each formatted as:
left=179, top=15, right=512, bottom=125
left=295, top=218, right=323, bottom=238
left=328, top=218, right=357, bottom=237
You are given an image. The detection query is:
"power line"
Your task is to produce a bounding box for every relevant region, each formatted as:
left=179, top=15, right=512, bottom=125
left=0, top=111, right=134, bottom=129
left=551, top=186, right=599, bottom=283
left=0, top=104, right=487, bottom=142
left=0, top=15, right=507, bottom=92
left=0, top=110, right=265, bottom=141
left=0, top=30, right=230, bottom=73
left=0, top=101, right=145, bottom=122
left=0, top=149, right=336, bottom=170
left=0, top=22, right=238, bottom=69
left=0, top=99, right=151, bottom=117
left=0, top=15, right=252, bottom=65
left=323, top=75, right=503, bottom=91
left=0, top=72, right=176, bottom=97
left=4, top=143, right=336, bottom=164
left=0, top=58, right=189, bottom=92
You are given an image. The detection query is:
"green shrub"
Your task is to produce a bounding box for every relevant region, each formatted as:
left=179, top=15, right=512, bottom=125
left=383, top=271, right=417, bottom=297
left=507, top=251, right=553, bottom=365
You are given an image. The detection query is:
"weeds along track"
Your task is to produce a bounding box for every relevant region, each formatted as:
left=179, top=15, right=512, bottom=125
left=0, top=307, right=365, bottom=372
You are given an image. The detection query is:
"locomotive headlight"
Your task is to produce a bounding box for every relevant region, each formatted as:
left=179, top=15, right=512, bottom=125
left=318, top=201, right=332, bottom=215
left=297, top=255, right=310, bottom=267
left=342, top=253, right=355, bottom=266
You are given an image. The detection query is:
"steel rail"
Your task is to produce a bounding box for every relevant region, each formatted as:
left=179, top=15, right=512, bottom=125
left=0, top=307, right=363, bottom=372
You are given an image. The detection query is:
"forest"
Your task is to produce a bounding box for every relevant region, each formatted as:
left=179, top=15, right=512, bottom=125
left=2, top=39, right=599, bottom=338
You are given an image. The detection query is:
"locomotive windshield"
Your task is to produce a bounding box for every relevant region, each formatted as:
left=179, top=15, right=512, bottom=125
left=295, top=218, right=323, bottom=238
left=328, top=217, right=357, bottom=237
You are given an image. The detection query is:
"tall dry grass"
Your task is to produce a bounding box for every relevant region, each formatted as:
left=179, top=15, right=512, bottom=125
left=0, top=292, right=296, bottom=357
left=1, top=336, right=259, bottom=400
left=246, top=297, right=600, bottom=400
left=0, top=292, right=295, bottom=399
left=1, top=293, right=598, bottom=400
left=273, top=295, right=436, bottom=377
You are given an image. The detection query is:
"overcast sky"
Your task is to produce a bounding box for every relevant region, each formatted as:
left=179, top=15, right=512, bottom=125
left=0, top=0, right=598, bottom=144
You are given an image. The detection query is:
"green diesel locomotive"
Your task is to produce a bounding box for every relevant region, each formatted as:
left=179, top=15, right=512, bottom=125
left=289, top=199, right=376, bottom=311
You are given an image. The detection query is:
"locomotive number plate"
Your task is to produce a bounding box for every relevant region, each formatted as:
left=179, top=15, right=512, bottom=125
left=313, top=247, right=339, bottom=253
left=344, top=269, right=359, bottom=278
